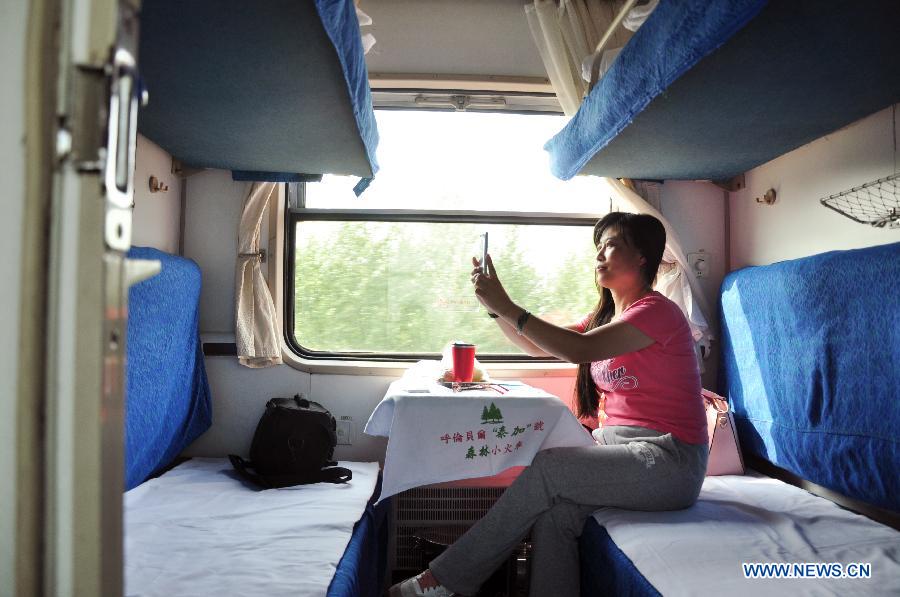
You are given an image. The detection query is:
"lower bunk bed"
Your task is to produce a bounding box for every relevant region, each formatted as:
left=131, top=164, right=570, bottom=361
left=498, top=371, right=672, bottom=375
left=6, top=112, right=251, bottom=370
left=125, top=248, right=389, bottom=596
left=579, top=241, right=900, bottom=596
left=124, top=458, right=390, bottom=597
left=580, top=472, right=900, bottom=596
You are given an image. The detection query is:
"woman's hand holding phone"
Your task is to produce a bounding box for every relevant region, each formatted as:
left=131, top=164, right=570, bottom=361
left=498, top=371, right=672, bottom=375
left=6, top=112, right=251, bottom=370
left=471, top=254, right=514, bottom=318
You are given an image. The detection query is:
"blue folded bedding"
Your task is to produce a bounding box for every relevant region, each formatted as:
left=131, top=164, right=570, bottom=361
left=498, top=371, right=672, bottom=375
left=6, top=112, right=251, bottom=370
left=125, top=247, right=212, bottom=490
left=719, top=242, right=900, bottom=511
left=545, top=0, right=768, bottom=181
left=314, top=0, right=380, bottom=179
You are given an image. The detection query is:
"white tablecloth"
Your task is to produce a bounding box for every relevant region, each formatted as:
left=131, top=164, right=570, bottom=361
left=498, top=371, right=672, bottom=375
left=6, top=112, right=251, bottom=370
left=365, top=379, right=595, bottom=501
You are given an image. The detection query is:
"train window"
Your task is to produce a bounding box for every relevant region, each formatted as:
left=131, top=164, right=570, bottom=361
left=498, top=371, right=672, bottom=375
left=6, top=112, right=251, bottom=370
left=286, top=110, right=606, bottom=360
left=304, top=110, right=602, bottom=212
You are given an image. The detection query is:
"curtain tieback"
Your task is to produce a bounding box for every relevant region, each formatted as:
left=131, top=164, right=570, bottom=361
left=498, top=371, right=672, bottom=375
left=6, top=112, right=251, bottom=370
left=238, top=250, right=266, bottom=262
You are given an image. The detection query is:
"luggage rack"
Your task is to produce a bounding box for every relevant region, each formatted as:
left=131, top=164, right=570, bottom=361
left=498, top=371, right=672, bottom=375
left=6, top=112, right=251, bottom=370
left=820, top=172, right=900, bottom=229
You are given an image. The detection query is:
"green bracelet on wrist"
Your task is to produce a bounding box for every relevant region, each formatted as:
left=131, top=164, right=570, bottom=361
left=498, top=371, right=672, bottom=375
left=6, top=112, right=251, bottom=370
left=488, top=312, right=499, bottom=319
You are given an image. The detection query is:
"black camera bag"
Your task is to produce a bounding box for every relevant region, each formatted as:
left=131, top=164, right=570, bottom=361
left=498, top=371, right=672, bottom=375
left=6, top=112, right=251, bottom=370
left=229, top=394, right=352, bottom=488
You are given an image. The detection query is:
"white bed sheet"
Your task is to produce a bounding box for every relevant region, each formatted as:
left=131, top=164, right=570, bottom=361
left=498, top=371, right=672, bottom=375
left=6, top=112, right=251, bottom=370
left=125, top=458, right=379, bottom=597
left=592, top=472, right=900, bottom=597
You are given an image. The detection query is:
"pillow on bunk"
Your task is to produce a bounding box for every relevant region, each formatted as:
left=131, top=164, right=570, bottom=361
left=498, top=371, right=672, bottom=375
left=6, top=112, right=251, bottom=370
left=719, top=241, right=900, bottom=511
left=125, top=246, right=212, bottom=490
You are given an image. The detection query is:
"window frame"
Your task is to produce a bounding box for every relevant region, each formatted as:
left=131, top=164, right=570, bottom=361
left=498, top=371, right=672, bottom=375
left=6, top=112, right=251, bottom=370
left=370, top=89, right=562, bottom=114
left=283, top=196, right=601, bottom=362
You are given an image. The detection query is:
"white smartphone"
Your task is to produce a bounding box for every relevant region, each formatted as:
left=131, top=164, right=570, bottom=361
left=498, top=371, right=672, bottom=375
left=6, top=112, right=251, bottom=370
left=480, top=232, right=489, bottom=276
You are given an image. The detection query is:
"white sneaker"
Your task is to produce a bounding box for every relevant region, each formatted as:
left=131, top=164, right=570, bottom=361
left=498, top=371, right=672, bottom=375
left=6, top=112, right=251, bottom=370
left=388, top=571, right=456, bottom=597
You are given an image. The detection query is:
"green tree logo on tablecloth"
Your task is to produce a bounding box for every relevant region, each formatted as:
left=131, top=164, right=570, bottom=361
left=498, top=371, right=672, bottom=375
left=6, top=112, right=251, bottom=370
left=481, top=403, right=503, bottom=424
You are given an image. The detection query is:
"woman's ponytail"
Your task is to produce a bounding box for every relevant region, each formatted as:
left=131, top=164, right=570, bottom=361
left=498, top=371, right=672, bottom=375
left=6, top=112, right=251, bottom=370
left=574, top=287, right=614, bottom=418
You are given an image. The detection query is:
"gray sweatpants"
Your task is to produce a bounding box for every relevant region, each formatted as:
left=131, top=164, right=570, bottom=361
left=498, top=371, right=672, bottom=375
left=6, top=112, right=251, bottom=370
left=429, top=425, right=708, bottom=597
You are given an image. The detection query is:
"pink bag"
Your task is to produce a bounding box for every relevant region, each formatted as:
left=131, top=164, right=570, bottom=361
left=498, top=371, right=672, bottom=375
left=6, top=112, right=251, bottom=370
left=702, top=389, right=745, bottom=476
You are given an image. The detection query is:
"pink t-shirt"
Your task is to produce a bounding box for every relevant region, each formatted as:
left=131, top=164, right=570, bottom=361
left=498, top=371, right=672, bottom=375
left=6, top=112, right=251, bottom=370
left=577, top=292, right=707, bottom=445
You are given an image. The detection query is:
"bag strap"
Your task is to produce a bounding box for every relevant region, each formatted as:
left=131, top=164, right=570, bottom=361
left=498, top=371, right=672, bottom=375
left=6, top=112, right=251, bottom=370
left=229, top=454, right=352, bottom=487
left=701, top=389, right=729, bottom=414
left=318, top=466, right=353, bottom=484
left=229, top=454, right=269, bottom=487
left=256, top=466, right=353, bottom=487
left=230, top=454, right=293, bottom=488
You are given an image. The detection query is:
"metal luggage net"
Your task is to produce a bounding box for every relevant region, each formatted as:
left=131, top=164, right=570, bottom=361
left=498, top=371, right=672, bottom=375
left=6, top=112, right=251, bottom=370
left=820, top=173, right=900, bottom=229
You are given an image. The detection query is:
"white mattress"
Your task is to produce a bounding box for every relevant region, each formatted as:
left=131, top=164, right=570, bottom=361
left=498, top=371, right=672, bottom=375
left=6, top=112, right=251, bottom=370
left=592, top=472, right=900, bottom=597
left=125, top=458, right=379, bottom=597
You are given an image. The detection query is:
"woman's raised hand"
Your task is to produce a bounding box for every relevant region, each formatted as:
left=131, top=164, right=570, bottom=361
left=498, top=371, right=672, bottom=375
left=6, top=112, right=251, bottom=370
left=471, top=254, right=514, bottom=317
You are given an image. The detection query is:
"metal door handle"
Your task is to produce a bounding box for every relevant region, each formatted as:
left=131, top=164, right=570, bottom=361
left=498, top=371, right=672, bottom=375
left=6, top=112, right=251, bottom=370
left=105, top=47, right=140, bottom=211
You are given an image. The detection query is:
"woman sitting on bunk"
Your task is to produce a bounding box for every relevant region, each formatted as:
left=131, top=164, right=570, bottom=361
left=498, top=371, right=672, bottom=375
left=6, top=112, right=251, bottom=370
left=390, top=212, right=709, bottom=597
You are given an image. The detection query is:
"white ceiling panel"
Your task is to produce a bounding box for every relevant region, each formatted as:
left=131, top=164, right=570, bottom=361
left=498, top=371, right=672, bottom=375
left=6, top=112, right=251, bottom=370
left=360, top=0, right=548, bottom=79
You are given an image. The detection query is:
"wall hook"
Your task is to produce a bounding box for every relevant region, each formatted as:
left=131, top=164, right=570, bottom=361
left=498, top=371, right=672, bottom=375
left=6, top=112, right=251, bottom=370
left=755, top=188, right=776, bottom=205
left=149, top=175, right=169, bottom=193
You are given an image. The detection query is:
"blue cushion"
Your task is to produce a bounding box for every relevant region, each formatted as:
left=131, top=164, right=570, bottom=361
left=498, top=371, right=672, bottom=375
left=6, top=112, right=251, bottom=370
left=719, top=242, right=900, bottom=511
left=125, top=247, right=212, bottom=490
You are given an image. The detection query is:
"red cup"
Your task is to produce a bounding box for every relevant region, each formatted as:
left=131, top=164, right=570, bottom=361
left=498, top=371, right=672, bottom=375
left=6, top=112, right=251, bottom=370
left=451, top=342, right=476, bottom=382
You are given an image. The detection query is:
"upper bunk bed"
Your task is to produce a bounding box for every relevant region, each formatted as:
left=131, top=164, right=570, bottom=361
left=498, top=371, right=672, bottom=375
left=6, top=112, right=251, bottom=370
left=137, top=0, right=378, bottom=183
left=545, top=0, right=900, bottom=182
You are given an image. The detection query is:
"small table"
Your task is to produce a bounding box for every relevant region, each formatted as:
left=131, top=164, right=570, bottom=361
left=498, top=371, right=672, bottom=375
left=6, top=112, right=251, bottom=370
left=365, top=379, right=595, bottom=501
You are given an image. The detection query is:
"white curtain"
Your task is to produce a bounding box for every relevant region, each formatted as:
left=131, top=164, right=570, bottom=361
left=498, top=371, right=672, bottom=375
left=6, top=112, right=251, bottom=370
left=235, top=182, right=282, bottom=368
left=600, top=178, right=714, bottom=361
left=356, top=6, right=376, bottom=54
left=525, top=0, right=634, bottom=116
